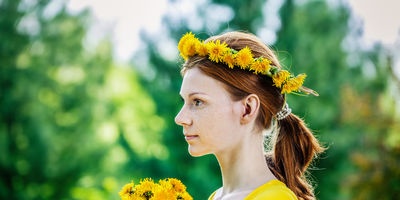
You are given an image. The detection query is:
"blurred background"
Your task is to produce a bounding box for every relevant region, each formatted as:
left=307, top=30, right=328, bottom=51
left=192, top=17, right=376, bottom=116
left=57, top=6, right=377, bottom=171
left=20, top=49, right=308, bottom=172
left=1, top=0, right=399, bottom=199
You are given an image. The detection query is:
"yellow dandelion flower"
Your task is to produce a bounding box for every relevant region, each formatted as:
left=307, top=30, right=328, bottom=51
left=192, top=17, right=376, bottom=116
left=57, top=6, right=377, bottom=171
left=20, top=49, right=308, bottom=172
left=281, top=74, right=306, bottom=94
left=157, top=179, right=172, bottom=192
left=235, top=47, right=254, bottom=69
left=292, top=73, right=306, bottom=86
left=223, top=52, right=236, bottom=69
left=119, top=182, right=135, bottom=200
left=177, top=32, right=200, bottom=60
left=260, top=59, right=272, bottom=74
left=196, top=42, right=208, bottom=56
left=135, top=178, right=156, bottom=199
left=152, top=185, right=176, bottom=200
left=177, top=33, right=192, bottom=52
left=272, top=70, right=291, bottom=88
left=206, top=40, right=229, bottom=63
left=183, top=38, right=200, bottom=59
left=167, top=178, right=186, bottom=193
left=177, top=32, right=193, bottom=59
left=282, top=79, right=298, bottom=94
left=250, top=58, right=271, bottom=74
left=178, top=192, right=194, bottom=200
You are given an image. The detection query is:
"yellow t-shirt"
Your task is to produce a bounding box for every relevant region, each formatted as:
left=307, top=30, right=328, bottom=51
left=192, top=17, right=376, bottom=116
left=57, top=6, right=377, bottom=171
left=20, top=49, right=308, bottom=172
left=208, top=180, right=298, bottom=200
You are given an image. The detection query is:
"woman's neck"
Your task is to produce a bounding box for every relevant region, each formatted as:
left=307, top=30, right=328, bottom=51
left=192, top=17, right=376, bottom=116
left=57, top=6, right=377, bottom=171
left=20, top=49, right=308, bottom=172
left=214, top=131, right=276, bottom=198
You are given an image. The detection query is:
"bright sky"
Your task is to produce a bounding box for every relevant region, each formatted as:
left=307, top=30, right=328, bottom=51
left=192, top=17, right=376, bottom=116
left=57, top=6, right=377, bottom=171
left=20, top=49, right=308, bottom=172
left=348, top=0, right=400, bottom=45
left=67, top=0, right=168, bottom=61
left=67, top=0, right=400, bottom=62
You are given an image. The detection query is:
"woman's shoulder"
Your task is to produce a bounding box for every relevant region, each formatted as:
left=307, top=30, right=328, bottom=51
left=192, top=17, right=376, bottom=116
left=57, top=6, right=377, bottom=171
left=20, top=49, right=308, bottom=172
left=245, top=179, right=298, bottom=200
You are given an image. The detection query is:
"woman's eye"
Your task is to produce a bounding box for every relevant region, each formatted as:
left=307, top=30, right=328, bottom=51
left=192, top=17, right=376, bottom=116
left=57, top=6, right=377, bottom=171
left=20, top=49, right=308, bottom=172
left=193, top=99, right=203, bottom=107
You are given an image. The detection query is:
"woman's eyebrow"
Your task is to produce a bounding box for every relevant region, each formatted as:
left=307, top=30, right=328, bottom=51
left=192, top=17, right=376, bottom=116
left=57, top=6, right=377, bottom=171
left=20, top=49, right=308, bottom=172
left=188, top=92, right=205, bottom=97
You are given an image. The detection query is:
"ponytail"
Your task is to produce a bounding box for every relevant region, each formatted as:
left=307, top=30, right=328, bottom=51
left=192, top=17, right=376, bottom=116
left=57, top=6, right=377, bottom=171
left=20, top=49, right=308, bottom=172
left=267, top=114, right=325, bottom=200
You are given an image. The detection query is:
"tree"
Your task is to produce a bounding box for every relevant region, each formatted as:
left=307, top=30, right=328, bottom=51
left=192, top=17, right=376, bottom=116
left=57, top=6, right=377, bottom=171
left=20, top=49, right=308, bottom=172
left=0, top=0, right=110, bottom=198
left=275, top=1, right=353, bottom=199
left=0, top=0, right=166, bottom=199
left=340, top=45, right=400, bottom=200
left=276, top=1, right=400, bottom=199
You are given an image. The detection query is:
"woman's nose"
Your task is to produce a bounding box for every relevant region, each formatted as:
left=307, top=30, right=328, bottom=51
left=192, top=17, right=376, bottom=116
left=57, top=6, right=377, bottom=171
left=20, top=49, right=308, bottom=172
left=175, top=107, right=191, bottom=126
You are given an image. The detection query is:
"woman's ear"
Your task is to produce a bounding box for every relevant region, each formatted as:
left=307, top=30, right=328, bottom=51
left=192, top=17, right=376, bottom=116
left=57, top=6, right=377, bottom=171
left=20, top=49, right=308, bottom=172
left=240, top=94, right=260, bottom=124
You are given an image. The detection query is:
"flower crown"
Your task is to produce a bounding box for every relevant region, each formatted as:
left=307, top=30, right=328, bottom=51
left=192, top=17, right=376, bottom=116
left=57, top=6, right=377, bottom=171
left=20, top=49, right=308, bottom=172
left=178, top=32, right=318, bottom=96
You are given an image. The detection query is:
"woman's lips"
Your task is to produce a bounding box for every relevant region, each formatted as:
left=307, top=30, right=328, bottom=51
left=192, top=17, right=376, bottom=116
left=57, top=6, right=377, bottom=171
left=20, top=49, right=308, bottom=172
left=184, top=135, right=198, bottom=141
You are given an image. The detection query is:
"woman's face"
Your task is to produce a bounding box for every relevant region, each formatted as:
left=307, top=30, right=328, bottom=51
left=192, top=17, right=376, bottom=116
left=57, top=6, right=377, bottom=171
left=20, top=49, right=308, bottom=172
left=175, top=67, right=245, bottom=157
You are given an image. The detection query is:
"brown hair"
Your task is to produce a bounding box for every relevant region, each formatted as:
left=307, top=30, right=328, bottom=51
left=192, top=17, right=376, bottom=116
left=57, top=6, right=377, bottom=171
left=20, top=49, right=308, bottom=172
left=181, top=31, right=325, bottom=200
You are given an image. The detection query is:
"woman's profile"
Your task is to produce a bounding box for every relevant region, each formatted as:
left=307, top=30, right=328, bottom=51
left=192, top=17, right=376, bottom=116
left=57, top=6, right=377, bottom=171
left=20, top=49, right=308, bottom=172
left=175, top=31, right=324, bottom=200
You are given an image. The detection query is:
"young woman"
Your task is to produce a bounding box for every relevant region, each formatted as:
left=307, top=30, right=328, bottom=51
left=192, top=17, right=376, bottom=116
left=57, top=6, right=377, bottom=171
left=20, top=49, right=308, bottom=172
left=175, top=31, right=324, bottom=200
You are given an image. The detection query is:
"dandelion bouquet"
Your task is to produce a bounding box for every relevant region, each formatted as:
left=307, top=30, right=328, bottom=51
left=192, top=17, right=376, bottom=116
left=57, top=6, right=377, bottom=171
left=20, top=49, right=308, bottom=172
left=119, top=178, right=193, bottom=200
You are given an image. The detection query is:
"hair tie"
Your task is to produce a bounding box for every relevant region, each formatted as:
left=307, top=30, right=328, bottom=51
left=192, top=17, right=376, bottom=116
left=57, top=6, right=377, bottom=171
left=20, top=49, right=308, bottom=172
left=276, top=103, right=291, bottom=120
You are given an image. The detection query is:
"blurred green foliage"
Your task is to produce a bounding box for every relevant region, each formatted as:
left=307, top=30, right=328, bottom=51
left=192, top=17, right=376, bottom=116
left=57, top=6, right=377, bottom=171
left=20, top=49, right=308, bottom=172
left=1, top=0, right=399, bottom=200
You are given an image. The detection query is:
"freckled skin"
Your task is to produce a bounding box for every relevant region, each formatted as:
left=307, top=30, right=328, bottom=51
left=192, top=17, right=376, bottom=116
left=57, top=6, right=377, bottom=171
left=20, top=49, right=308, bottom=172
left=175, top=67, right=245, bottom=157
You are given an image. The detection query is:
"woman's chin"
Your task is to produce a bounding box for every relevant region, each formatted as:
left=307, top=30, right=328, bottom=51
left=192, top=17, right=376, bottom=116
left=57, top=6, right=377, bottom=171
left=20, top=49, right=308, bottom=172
left=188, top=146, right=208, bottom=157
